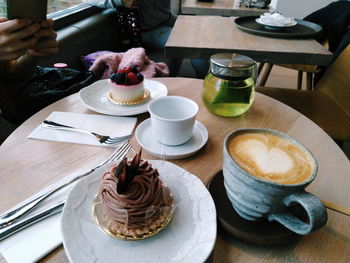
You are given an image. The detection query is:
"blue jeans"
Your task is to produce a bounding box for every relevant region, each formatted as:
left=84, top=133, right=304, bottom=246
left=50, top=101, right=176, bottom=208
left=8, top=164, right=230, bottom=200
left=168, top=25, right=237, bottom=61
left=141, top=26, right=182, bottom=76
left=191, top=59, right=210, bottom=79
left=141, top=26, right=172, bottom=51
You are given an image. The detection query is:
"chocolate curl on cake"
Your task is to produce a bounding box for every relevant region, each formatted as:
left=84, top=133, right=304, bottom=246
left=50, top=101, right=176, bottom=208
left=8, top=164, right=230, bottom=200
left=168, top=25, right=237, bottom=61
left=114, top=149, right=142, bottom=194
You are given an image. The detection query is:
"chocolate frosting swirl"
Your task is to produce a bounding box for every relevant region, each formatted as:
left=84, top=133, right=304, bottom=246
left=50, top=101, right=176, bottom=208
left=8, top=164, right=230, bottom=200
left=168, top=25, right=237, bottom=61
left=100, top=160, right=172, bottom=229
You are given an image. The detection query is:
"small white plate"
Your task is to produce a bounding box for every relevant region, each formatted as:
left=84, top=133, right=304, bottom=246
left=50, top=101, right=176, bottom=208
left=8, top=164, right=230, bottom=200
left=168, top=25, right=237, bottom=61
left=79, top=79, right=168, bottom=116
left=255, top=18, right=297, bottom=29
left=135, top=118, right=208, bottom=160
left=61, top=161, right=217, bottom=263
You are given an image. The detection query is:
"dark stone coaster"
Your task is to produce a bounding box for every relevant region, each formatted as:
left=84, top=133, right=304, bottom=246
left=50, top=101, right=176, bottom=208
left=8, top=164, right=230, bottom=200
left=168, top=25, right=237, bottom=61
left=208, top=170, right=300, bottom=246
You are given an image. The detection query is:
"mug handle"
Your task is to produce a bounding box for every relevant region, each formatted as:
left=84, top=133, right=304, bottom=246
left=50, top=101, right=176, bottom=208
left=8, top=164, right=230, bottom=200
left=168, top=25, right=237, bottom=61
left=267, top=191, right=327, bottom=235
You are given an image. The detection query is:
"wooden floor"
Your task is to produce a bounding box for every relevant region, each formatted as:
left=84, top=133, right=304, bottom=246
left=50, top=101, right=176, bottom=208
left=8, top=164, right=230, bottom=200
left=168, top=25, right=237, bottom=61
left=259, top=64, right=310, bottom=90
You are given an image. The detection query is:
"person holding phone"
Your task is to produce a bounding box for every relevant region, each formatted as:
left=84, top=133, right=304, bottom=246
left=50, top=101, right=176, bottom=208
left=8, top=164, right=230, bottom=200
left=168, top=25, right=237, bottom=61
left=85, top=0, right=182, bottom=76
left=86, top=0, right=176, bottom=38
left=0, top=17, right=59, bottom=125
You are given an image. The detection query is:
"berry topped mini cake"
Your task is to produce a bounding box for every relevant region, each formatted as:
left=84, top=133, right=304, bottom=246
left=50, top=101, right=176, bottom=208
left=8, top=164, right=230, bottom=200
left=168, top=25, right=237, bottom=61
left=96, top=151, right=175, bottom=240
left=108, top=66, right=149, bottom=105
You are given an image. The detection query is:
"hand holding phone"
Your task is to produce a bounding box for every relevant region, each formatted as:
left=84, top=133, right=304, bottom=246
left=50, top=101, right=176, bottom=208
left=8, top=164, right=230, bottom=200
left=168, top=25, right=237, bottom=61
left=0, top=18, right=40, bottom=60
left=29, top=19, right=59, bottom=56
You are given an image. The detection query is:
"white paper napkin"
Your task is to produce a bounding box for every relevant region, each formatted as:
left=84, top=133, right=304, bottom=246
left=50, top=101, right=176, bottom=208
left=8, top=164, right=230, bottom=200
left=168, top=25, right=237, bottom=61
left=28, top=111, right=137, bottom=147
left=0, top=160, right=107, bottom=263
left=0, top=214, right=62, bottom=263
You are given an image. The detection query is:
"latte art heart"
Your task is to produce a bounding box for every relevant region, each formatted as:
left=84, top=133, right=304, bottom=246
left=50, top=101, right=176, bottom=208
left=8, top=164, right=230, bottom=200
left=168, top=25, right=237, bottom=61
left=242, top=139, right=294, bottom=174
left=229, top=133, right=313, bottom=184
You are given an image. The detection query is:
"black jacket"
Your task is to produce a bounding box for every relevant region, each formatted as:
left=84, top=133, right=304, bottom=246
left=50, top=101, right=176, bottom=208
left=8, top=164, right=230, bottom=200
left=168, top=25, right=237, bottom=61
left=304, top=1, right=350, bottom=59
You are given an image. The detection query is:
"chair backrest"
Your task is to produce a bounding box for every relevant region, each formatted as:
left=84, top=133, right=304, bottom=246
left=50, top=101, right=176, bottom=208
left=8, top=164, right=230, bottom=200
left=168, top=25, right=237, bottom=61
left=315, top=44, right=350, bottom=117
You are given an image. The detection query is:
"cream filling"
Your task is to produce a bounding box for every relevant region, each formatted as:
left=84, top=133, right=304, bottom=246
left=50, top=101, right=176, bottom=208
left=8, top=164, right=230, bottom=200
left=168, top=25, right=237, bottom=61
left=110, top=82, right=144, bottom=102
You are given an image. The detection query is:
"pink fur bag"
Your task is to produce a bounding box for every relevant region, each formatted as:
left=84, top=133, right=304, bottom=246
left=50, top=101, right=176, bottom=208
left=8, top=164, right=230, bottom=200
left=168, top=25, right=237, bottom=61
left=89, top=48, right=169, bottom=79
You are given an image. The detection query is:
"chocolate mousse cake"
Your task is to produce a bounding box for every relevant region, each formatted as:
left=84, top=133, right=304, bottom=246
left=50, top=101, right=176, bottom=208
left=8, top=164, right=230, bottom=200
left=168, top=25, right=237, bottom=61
left=98, top=151, right=174, bottom=239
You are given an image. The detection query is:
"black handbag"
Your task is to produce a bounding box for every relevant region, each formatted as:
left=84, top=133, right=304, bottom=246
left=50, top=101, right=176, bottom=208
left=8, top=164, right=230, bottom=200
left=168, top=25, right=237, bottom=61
left=1, top=66, right=96, bottom=124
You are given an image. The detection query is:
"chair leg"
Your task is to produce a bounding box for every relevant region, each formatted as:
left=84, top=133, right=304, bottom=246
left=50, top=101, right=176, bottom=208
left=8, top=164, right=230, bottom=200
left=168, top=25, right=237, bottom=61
left=306, top=72, right=313, bottom=91
left=259, top=63, right=273, bottom=86
left=258, top=62, right=265, bottom=75
left=297, top=71, right=303, bottom=90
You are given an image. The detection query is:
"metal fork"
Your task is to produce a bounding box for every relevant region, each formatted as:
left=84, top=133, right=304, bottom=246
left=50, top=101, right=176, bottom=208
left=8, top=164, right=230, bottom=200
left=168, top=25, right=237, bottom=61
left=0, top=141, right=132, bottom=229
left=42, top=120, right=131, bottom=145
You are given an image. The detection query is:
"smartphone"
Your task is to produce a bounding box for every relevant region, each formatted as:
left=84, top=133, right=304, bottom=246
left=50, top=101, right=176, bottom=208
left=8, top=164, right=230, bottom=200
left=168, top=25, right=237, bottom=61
left=7, top=0, right=47, bottom=22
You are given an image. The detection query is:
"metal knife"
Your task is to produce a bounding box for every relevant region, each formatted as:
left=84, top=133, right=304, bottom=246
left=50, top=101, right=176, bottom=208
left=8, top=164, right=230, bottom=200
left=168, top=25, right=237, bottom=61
left=0, top=200, right=65, bottom=241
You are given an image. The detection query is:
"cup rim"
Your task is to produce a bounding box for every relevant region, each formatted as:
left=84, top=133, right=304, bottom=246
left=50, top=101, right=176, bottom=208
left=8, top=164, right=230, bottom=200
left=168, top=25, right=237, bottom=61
left=223, top=128, right=318, bottom=187
left=148, top=96, right=199, bottom=122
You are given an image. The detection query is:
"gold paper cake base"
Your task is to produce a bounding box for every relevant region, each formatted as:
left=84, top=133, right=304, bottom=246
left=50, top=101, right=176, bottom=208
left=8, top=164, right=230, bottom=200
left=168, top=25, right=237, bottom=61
left=92, top=193, right=175, bottom=241
left=108, top=88, right=150, bottom=106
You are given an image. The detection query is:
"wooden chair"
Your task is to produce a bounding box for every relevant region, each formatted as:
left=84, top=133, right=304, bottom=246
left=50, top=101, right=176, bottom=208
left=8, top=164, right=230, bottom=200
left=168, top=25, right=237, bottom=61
left=258, top=63, right=320, bottom=90
left=256, top=44, right=350, bottom=142
left=258, top=42, right=328, bottom=91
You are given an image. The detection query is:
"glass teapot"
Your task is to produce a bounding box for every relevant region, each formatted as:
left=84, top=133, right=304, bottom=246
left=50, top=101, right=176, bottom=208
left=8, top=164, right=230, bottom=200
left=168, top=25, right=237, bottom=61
left=202, top=53, right=257, bottom=117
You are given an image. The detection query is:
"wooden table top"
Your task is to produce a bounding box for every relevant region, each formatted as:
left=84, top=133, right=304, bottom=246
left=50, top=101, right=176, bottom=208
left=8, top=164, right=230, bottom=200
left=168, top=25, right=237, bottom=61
left=181, top=0, right=273, bottom=16
left=165, top=15, right=333, bottom=65
left=1, top=78, right=349, bottom=262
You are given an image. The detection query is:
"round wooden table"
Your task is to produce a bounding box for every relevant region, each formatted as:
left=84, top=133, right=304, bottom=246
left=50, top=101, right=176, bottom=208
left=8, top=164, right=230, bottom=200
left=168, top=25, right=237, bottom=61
left=1, top=78, right=349, bottom=262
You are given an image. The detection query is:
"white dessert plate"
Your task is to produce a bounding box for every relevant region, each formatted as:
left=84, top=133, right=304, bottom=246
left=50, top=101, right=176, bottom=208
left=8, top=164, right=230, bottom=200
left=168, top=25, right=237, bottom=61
left=61, top=161, right=217, bottom=263
left=255, top=18, right=297, bottom=29
left=135, top=118, right=208, bottom=160
left=79, top=79, right=168, bottom=116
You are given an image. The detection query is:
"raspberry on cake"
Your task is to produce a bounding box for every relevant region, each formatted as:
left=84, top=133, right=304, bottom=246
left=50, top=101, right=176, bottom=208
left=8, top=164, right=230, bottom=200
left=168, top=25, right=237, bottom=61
left=97, top=150, right=175, bottom=240
left=108, top=65, right=150, bottom=105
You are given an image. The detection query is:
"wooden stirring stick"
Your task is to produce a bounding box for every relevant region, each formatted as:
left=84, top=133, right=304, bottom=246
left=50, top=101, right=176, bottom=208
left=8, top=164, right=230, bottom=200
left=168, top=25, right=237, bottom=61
left=322, top=200, right=350, bottom=216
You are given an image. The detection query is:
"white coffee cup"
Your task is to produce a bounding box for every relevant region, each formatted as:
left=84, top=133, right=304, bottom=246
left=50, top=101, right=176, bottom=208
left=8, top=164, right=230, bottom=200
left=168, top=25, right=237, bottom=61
left=148, top=96, right=199, bottom=146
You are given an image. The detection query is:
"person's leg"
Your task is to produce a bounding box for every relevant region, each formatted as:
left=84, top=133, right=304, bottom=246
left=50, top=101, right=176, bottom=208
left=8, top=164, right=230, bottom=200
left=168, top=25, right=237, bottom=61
left=141, top=26, right=182, bottom=76
left=141, top=26, right=172, bottom=51
left=190, top=58, right=210, bottom=79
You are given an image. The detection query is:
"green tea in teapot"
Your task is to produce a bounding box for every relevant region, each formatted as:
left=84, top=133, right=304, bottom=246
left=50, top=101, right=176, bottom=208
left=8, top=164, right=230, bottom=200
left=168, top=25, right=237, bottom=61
left=202, top=53, right=257, bottom=117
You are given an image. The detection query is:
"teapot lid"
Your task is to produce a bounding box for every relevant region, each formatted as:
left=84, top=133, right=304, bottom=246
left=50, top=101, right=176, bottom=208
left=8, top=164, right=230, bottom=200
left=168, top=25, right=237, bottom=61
left=210, top=53, right=256, bottom=79
left=210, top=53, right=255, bottom=69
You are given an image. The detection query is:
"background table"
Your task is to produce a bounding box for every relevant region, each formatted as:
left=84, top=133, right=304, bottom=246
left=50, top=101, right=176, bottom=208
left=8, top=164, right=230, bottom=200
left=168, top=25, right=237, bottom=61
left=0, top=78, right=349, bottom=262
left=165, top=15, right=332, bottom=65
left=181, top=0, right=273, bottom=16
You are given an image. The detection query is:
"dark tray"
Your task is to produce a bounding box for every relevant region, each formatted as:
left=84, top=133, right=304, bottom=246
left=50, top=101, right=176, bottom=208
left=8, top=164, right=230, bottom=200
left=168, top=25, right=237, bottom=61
left=234, top=16, right=323, bottom=39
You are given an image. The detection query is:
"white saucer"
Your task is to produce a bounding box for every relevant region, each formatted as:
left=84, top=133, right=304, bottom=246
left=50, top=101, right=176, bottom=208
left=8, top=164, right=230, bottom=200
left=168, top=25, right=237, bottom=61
left=79, top=79, right=168, bottom=116
left=135, top=118, right=208, bottom=160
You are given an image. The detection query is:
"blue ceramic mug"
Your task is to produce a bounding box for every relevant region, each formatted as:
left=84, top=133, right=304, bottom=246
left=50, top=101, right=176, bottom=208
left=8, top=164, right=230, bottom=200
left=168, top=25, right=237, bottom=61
left=223, top=128, right=327, bottom=235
